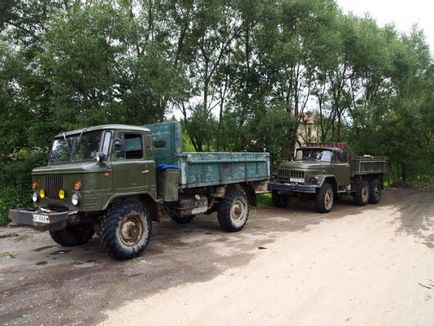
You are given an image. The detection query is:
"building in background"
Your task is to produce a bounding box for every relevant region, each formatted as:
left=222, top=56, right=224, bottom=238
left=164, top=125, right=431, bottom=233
left=297, top=113, right=319, bottom=146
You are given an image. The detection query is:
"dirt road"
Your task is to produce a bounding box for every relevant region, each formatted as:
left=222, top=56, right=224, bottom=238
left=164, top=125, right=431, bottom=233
left=1, top=188, right=433, bottom=325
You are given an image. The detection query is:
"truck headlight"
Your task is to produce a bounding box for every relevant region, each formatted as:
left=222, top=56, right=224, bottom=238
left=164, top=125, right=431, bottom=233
left=308, top=176, right=319, bottom=185
left=32, top=191, right=39, bottom=203
left=71, top=192, right=80, bottom=206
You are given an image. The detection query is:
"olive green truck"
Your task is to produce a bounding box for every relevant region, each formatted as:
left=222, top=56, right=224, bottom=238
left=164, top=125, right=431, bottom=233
left=9, top=122, right=270, bottom=260
left=268, top=143, right=388, bottom=213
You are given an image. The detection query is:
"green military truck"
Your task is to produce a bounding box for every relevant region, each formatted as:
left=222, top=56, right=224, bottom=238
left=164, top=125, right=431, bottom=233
left=268, top=143, right=388, bottom=213
left=9, top=122, right=270, bottom=260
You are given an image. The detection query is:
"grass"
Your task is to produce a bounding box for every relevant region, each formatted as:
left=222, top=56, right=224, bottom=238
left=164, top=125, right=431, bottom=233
left=385, top=175, right=434, bottom=188
left=257, top=193, right=272, bottom=208
left=0, top=252, right=16, bottom=258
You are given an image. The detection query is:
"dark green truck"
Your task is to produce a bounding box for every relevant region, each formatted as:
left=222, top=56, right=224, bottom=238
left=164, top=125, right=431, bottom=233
left=9, top=122, right=270, bottom=260
left=268, top=143, right=388, bottom=213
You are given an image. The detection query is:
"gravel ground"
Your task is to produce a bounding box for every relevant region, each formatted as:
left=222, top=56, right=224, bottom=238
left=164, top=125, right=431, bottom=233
left=0, top=187, right=433, bottom=326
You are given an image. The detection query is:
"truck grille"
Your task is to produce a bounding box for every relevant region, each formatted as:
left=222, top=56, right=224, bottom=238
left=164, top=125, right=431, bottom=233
left=46, top=175, right=64, bottom=199
left=278, top=169, right=305, bottom=182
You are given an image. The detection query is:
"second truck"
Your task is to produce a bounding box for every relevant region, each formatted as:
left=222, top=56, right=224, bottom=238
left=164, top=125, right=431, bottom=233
left=268, top=143, right=388, bottom=213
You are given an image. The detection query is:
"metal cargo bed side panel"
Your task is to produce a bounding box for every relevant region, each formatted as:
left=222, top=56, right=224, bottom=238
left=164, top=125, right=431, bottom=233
left=351, top=156, right=388, bottom=176
left=179, top=152, right=270, bottom=188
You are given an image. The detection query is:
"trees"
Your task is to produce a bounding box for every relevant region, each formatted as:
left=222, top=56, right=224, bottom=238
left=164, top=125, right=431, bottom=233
left=0, top=0, right=433, bottom=223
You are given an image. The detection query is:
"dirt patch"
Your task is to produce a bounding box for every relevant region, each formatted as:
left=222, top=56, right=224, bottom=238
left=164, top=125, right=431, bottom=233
left=0, top=188, right=433, bottom=326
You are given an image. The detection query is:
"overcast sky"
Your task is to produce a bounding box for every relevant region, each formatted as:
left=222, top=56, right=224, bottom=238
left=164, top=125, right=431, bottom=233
left=336, top=0, right=434, bottom=53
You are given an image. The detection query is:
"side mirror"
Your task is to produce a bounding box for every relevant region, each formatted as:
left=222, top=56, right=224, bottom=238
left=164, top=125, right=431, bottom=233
left=114, top=137, right=122, bottom=150
left=95, top=152, right=107, bottom=164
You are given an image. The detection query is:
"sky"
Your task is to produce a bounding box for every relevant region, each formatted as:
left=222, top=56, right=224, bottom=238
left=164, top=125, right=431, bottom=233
left=336, top=0, right=434, bottom=53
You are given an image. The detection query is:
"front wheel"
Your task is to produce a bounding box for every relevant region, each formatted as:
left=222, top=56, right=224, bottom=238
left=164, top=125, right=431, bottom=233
left=217, top=190, right=249, bottom=232
left=272, top=190, right=289, bottom=208
left=315, top=183, right=334, bottom=213
left=50, top=224, right=94, bottom=247
left=353, top=179, right=370, bottom=206
left=101, top=201, right=152, bottom=260
left=369, top=179, right=382, bottom=204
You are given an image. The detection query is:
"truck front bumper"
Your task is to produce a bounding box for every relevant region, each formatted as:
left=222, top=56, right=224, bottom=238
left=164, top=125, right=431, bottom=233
left=268, top=181, right=317, bottom=194
left=8, top=208, right=78, bottom=232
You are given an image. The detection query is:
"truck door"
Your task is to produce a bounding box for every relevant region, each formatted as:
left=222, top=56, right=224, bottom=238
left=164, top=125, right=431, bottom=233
left=111, top=131, right=155, bottom=194
left=333, top=150, right=351, bottom=189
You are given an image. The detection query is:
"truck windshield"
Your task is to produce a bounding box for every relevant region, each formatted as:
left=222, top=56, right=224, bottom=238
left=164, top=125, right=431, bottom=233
left=296, top=149, right=333, bottom=162
left=49, top=130, right=103, bottom=163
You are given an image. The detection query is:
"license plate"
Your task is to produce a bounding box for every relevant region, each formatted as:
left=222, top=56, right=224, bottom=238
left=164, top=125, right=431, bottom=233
left=290, top=177, right=305, bottom=183
left=33, top=214, right=50, bottom=224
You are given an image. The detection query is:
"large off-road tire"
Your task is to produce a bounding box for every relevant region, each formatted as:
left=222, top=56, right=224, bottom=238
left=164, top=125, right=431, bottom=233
left=353, top=179, right=370, bottom=206
left=217, top=190, right=249, bottom=232
left=101, top=201, right=152, bottom=260
left=170, top=214, right=195, bottom=224
left=49, top=224, right=94, bottom=247
left=272, top=190, right=289, bottom=208
left=315, top=183, right=334, bottom=213
left=369, top=179, right=382, bottom=204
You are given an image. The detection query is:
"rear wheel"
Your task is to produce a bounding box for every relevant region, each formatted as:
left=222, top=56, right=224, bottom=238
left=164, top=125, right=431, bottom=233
left=101, top=201, right=151, bottom=260
left=315, top=183, right=334, bottom=213
left=353, top=179, right=370, bottom=206
left=369, top=179, right=382, bottom=204
left=49, top=224, right=94, bottom=247
left=272, top=190, right=289, bottom=208
left=217, top=190, right=249, bottom=232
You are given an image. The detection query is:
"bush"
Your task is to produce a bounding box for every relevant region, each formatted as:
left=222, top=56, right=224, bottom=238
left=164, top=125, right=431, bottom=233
left=0, top=150, right=47, bottom=225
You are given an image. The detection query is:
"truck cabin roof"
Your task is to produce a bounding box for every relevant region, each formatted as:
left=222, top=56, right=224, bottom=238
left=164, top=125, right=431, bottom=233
left=298, top=146, right=343, bottom=153
left=54, top=124, right=150, bottom=138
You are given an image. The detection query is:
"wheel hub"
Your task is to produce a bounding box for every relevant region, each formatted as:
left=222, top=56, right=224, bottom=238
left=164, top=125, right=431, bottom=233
left=324, top=190, right=333, bottom=210
left=231, top=200, right=245, bottom=223
left=119, top=215, right=144, bottom=246
left=362, top=187, right=369, bottom=202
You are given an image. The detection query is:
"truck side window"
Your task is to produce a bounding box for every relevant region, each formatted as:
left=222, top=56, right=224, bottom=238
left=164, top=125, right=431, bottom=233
left=124, top=134, right=143, bottom=159
left=336, top=151, right=347, bottom=163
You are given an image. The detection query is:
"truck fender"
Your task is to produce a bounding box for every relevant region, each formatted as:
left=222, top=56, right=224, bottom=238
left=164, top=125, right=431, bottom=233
left=103, top=193, right=159, bottom=221
left=241, top=183, right=257, bottom=207
left=319, top=176, right=338, bottom=193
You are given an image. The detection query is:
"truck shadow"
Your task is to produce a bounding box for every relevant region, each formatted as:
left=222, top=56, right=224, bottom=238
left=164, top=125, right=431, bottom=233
left=0, top=205, right=326, bottom=325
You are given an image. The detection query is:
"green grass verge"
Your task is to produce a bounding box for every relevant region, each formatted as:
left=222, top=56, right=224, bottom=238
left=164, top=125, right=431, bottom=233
left=256, top=193, right=272, bottom=208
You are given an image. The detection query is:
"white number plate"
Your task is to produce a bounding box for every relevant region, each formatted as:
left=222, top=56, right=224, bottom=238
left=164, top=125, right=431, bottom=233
left=290, top=177, right=305, bottom=183
left=33, top=214, right=50, bottom=224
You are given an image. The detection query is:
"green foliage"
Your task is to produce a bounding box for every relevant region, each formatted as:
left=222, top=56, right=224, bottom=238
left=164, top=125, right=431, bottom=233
left=0, top=0, right=433, bottom=224
left=256, top=193, right=272, bottom=208
left=0, top=151, right=46, bottom=225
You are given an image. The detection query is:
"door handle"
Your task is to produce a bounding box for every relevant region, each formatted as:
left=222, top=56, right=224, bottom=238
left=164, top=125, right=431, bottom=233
left=141, top=170, right=149, bottom=174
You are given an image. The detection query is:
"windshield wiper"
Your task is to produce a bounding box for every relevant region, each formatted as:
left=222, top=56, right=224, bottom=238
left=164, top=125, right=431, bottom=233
left=77, top=128, right=86, bottom=144
left=63, top=132, right=74, bottom=162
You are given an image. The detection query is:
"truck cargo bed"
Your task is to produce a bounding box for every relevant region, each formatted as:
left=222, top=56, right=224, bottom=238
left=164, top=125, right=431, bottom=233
left=352, top=156, right=388, bottom=176
left=179, top=152, right=270, bottom=188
